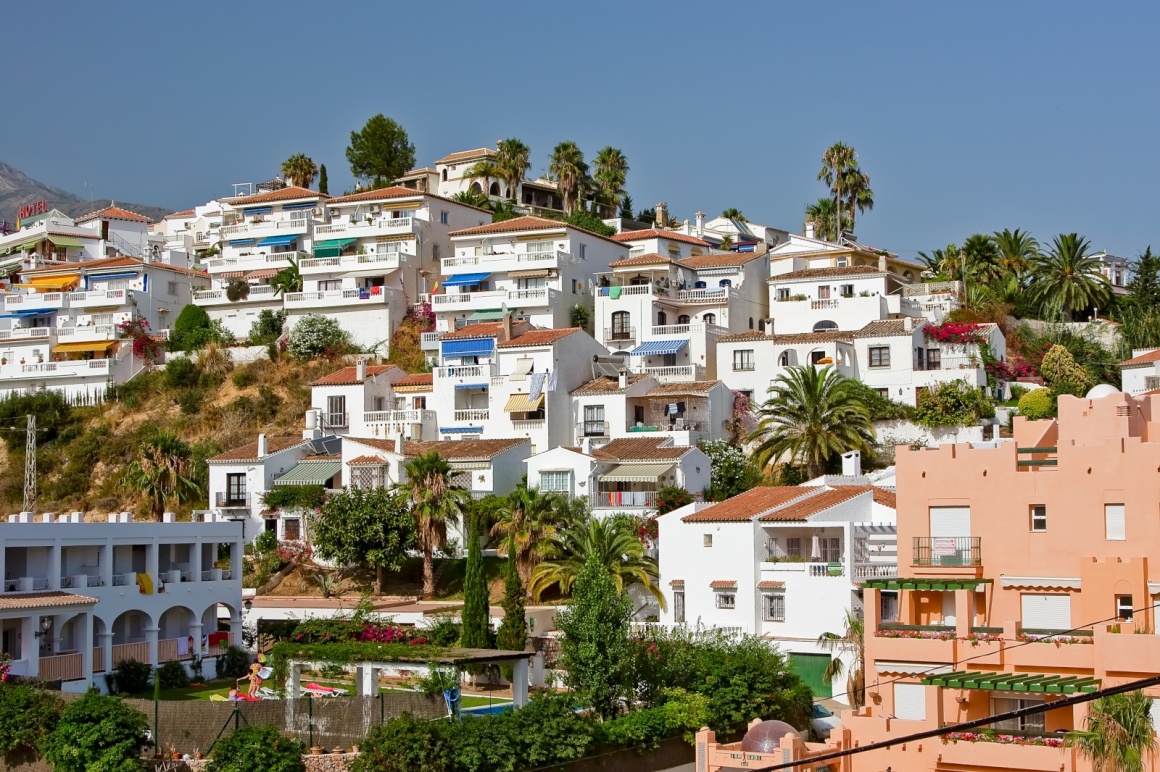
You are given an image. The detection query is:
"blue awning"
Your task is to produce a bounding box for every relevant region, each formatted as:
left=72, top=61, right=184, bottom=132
left=243, top=207, right=272, bottom=216
left=0, top=309, right=52, bottom=318
left=257, top=234, right=299, bottom=247
left=441, top=339, right=495, bottom=358
left=281, top=202, right=315, bottom=211
left=87, top=271, right=139, bottom=282
left=454, top=384, right=488, bottom=390
left=630, top=339, right=689, bottom=356
left=229, top=239, right=256, bottom=247
left=440, top=426, right=484, bottom=433
left=440, top=272, right=491, bottom=287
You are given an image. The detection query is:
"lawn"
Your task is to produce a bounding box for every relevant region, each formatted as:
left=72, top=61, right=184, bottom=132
left=130, top=679, right=237, bottom=701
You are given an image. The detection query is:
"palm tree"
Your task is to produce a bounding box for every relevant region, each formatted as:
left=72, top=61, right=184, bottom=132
left=268, top=255, right=303, bottom=295
left=962, top=233, right=1003, bottom=284
left=592, top=146, right=629, bottom=216
left=719, top=234, right=735, bottom=250
left=721, top=207, right=747, bottom=222
left=280, top=154, right=318, bottom=189
left=492, top=486, right=568, bottom=584
left=991, top=228, right=1039, bottom=277
left=1030, top=233, right=1112, bottom=320
left=1064, top=690, right=1156, bottom=772
left=817, top=611, right=865, bottom=708
left=804, top=198, right=850, bottom=241
left=750, top=365, right=876, bottom=479
left=394, top=452, right=472, bottom=599
left=494, top=138, right=531, bottom=202
left=841, top=167, right=873, bottom=232
left=462, top=158, right=502, bottom=198
left=451, top=189, right=490, bottom=209
left=529, top=516, right=663, bottom=608
left=123, top=429, right=200, bottom=520
left=549, top=141, right=590, bottom=215
left=818, top=143, right=858, bottom=237
left=916, top=244, right=961, bottom=278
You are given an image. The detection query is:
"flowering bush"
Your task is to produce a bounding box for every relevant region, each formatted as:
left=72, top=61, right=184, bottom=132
left=0, top=653, right=11, bottom=683
left=987, top=355, right=1038, bottom=382
left=654, top=485, right=695, bottom=515
left=275, top=540, right=312, bottom=564
left=286, top=313, right=350, bottom=361
left=942, top=731, right=1063, bottom=748
left=118, top=317, right=165, bottom=364
left=357, top=624, right=428, bottom=645
left=875, top=629, right=956, bottom=640
left=924, top=322, right=986, bottom=345
left=963, top=632, right=1004, bottom=646
left=1016, top=633, right=1094, bottom=646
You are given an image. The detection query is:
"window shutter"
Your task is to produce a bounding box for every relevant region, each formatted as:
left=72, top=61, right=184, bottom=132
left=1020, top=594, right=1071, bottom=630
left=1105, top=504, right=1126, bottom=541
left=893, top=683, right=927, bottom=721
left=929, top=506, right=971, bottom=538
left=1150, top=699, right=1160, bottom=731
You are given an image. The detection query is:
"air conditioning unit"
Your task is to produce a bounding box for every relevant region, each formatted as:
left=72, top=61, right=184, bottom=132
left=369, top=205, right=382, bottom=214
left=312, top=207, right=323, bottom=216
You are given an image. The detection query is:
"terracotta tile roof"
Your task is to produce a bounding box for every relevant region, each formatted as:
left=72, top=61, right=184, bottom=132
left=717, top=330, right=853, bottom=344
left=0, top=591, right=97, bottom=610
left=679, top=252, right=766, bottom=269
left=759, top=486, right=868, bottom=521
left=326, top=186, right=427, bottom=205
left=770, top=265, right=885, bottom=282
left=611, top=229, right=711, bottom=247
left=436, top=147, right=496, bottom=165
left=591, top=437, right=693, bottom=461
left=438, top=321, right=534, bottom=341
left=681, top=486, right=816, bottom=522
left=165, top=209, right=196, bottom=219
left=854, top=319, right=923, bottom=338
left=395, top=372, right=434, bottom=388
left=756, top=581, right=785, bottom=589
left=871, top=487, right=897, bottom=509
left=609, top=253, right=675, bottom=268
left=497, top=327, right=581, bottom=348
left=398, top=167, right=437, bottom=177
left=21, top=255, right=207, bottom=279
left=226, top=186, right=325, bottom=206
left=75, top=205, right=151, bottom=223
left=350, top=437, right=529, bottom=460
left=669, top=579, right=685, bottom=586
left=311, top=364, right=402, bottom=386
left=448, top=216, right=567, bottom=238
left=209, top=435, right=306, bottom=462
left=1121, top=349, right=1160, bottom=366
left=709, top=580, right=738, bottom=589
left=570, top=373, right=651, bottom=396
left=349, top=455, right=387, bottom=465
left=646, top=380, right=722, bottom=396
left=301, top=453, right=341, bottom=461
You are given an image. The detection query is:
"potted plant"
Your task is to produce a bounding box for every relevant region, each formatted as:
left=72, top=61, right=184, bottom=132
left=311, top=746, right=323, bottom=756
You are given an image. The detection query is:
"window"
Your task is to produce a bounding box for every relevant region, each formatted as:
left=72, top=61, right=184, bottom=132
left=1117, top=595, right=1134, bottom=622
left=578, top=244, right=586, bottom=260
left=810, top=350, right=826, bottom=365
left=583, top=405, right=606, bottom=436
left=840, top=284, right=854, bottom=297
left=881, top=591, right=900, bottom=623
left=703, top=313, right=716, bottom=325
left=319, top=279, right=342, bottom=291
left=869, top=346, right=891, bottom=368
left=733, top=350, right=755, bottom=371
left=992, top=698, right=1045, bottom=733
left=764, top=591, right=785, bottom=622
left=819, top=537, right=841, bottom=563
left=703, top=534, right=713, bottom=548
left=611, top=310, right=632, bottom=340
left=786, top=537, right=801, bottom=559
left=875, top=388, right=889, bottom=399
left=1147, top=376, right=1160, bottom=391
left=779, top=352, right=790, bottom=367
left=893, top=683, right=927, bottom=721
left=226, top=473, right=246, bottom=504
left=836, top=257, right=848, bottom=267
left=571, top=279, right=579, bottom=294
left=326, top=395, right=346, bottom=427
left=662, top=352, right=677, bottom=367
left=283, top=518, right=301, bottom=541
left=673, top=590, right=686, bottom=623
left=167, top=280, right=177, bottom=296
left=1030, top=505, right=1047, bottom=532
left=818, top=285, right=831, bottom=299
left=715, top=592, right=736, bottom=609
left=749, top=317, right=754, bottom=329
left=1021, top=593, right=1071, bottom=630
left=440, top=210, right=449, bottom=225
left=1105, top=503, right=1126, bottom=540
left=719, top=279, right=732, bottom=287
left=678, top=314, right=690, bottom=325
left=441, top=168, right=448, bottom=181
left=777, top=288, right=790, bottom=301
left=656, top=311, right=667, bottom=326
left=926, top=348, right=941, bottom=370
left=539, top=471, right=570, bottom=492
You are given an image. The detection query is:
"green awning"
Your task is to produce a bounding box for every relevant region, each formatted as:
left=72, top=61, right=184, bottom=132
left=468, top=309, right=505, bottom=321
left=45, top=235, right=87, bottom=249
left=1, top=234, right=43, bottom=255
left=862, top=578, right=992, bottom=591
left=274, top=460, right=342, bottom=487
left=312, top=238, right=357, bottom=258
left=922, top=671, right=1100, bottom=694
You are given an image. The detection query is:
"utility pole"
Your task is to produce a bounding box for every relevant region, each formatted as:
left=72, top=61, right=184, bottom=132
left=23, top=414, right=36, bottom=513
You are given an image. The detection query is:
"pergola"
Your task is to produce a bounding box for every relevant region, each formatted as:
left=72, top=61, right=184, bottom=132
left=286, top=647, right=534, bottom=707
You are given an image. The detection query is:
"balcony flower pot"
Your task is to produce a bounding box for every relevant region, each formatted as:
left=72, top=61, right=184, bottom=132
left=311, top=746, right=323, bottom=755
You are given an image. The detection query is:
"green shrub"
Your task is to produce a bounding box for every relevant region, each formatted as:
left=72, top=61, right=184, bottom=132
left=654, top=485, right=694, bottom=515
left=170, top=304, right=214, bottom=351
left=157, top=660, right=190, bottom=690
left=421, top=615, right=462, bottom=647
left=286, top=314, right=350, bottom=360
left=0, top=682, right=63, bottom=758
left=207, top=724, right=305, bottom=772
left=598, top=705, right=676, bottom=751
left=353, top=715, right=451, bottom=772
left=215, top=645, right=252, bottom=680
left=41, top=691, right=149, bottom=772
left=113, top=658, right=152, bottom=694
left=164, top=356, right=201, bottom=389
left=253, top=530, right=278, bottom=555
left=0, top=390, right=75, bottom=451
left=248, top=309, right=287, bottom=346
left=914, top=381, right=995, bottom=428
left=178, top=388, right=205, bottom=416
left=232, top=366, right=259, bottom=389
left=1018, top=388, right=1056, bottom=420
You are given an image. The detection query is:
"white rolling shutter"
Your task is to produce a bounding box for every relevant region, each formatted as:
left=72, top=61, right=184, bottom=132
left=1105, top=504, right=1126, bottom=541
left=929, top=507, right=971, bottom=538
left=1150, top=699, right=1160, bottom=731
left=1021, top=594, right=1071, bottom=630
left=893, top=682, right=927, bottom=721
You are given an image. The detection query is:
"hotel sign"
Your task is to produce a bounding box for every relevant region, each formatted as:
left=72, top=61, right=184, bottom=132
left=18, top=200, right=47, bottom=219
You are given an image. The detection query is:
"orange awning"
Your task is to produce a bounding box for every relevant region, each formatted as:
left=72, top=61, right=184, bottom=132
left=52, top=340, right=116, bottom=354
left=15, top=273, right=81, bottom=291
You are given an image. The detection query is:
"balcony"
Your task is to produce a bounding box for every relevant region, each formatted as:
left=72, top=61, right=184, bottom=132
left=650, top=322, right=730, bottom=337
left=914, top=356, right=980, bottom=372
left=763, top=560, right=846, bottom=577
left=1016, top=446, right=1058, bottom=470
left=433, top=364, right=497, bottom=381
left=364, top=409, right=436, bottom=425
left=420, top=332, right=440, bottom=350
left=441, top=248, right=568, bottom=274
left=218, top=217, right=310, bottom=239
left=511, top=419, right=546, bottom=431
left=453, top=409, right=489, bottom=422
left=65, top=289, right=128, bottom=310
left=193, top=284, right=279, bottom=306
left=578, top=420, right=610, bottom=439
left=851, top=563, right=899, bottom=579
left=603, top=327, right=637, bottom=346
left=671, top=287, right=735, bottom=305
left=283, top=287, right=392, bottom=310
left=591, top=490, right=658, bottom=509
left=913, top=536, right=981, bottom=567
left=598, top=285, right=658, bottom=299
left=1, top=292, right=68, bottom=312
left=205, top=251, right=299, bottom=273
left=2, top=358, right=112, bottom=379
left=298, top=251, right=404, bottom=274
left=934, top=734, right=1074, bottom=771
left=312, top=216, right=414, bottom=238
left=0, top=327, right=53, bottom=343
left=215, top=492, right=250, bottom=509
left=431, top=287, right=556, bottom=312
left=641, top=364, right=706, bottom=382
left=55, top=324, right=122, bottom=343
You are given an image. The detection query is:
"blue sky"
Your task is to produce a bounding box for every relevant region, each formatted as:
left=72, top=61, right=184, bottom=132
left=4, top=1, right=1158, bottom=261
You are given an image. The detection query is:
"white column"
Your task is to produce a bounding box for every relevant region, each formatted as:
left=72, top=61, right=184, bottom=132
left=512, top=658, right=529, bottom=708
left=78, top=612, right=93, bottom=684
left=190, top=540, right=203, bottom=582
left=21, top=615, right=39, bottom=677
left=98, top=631, right=114, bottom=676
left=51, top=613, right=68, bottom=654
left=289, top=663, right=301, bottom=698
left=189, top=623, right=204, bottom=656
left=145, top=626, right=159, bottom=668
left=48, top=542, right=62, bottom=591
left=229, top=537, right=242, bottom=581
left=531, top=652, right=545, bottom=688
left=146, top=542, right=159, bottom=587
left=99, top=543, right=113, bottom=589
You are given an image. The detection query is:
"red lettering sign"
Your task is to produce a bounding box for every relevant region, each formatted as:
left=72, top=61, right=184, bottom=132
left=18, top=200, right=47, bottom=219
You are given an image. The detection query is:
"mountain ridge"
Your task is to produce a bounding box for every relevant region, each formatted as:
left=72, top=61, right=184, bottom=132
left=0, top=161, right=174, bottom=226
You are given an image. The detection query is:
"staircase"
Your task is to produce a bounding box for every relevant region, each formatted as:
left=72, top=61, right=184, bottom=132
left=109, top=232, right=150, bottom=260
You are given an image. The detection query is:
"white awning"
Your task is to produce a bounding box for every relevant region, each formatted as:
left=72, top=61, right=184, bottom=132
left=509, top=357, right=535, bottom=382
left=598, top=463, right=674, bottom=483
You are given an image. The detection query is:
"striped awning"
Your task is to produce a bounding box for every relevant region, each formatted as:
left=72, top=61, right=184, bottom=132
left=598, top=463, right=673, bottom=483
left=273, top=460, right=342, bottom=487
left=52, top=340, right=116, bottom=354
left=44, top=235, right=87, bottom=249
left=221, top=271, right=245, bottom=279
left=246, top=268, right=279, bottom=280
left=630, top=339, right=688, bottom=356
left=922, top=671, right=1100, bottom=694
left=17, top=273, right=81, bottom=291
left=862, top=578, right=993, bottom=591
left=504, top=393, right=545, bottom=412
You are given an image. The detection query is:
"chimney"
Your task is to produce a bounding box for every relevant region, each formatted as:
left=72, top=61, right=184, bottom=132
left=581, top=437, right=592, bottom=455
left=654, top=202, right=668, bottom=228
left=257, top=433, right=268, bottom=458
left=765, top=318, right=775, bottom=337
left=695, top=211, right=706, bottom=237
left=356, top=357, right=367, bottom=382
left=904, top=317, right=914, bottom=332
left=618, top=367, right=628, bottom=389
left=501, top=310, right=512, bottom=342
left=805, top=221, right=816, bottom=240
left=878, top=253, right=888, bottom=272
left=841, top=451, right=862, bottom=477
left=394, top=433, right=405, bottom=455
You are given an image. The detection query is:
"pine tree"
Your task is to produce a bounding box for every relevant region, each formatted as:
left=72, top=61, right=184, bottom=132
left=459, top=515, right=491, bottom=648
left=1126, top=246, right=1160, bottom=310
left=496, top=555, right=527, bottom=652
left=318, top=164, right=329, bottom=195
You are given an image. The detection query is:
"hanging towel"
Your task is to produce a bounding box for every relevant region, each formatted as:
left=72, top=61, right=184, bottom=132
left=546, top=369, right=558, bottom=392
left=177, top=637, right=190, bottom=656
left=529, top=372, right=547, bottom=399
left=609, top=286, right=622, bottom=300
left=135, top=573, right=153, bottom=595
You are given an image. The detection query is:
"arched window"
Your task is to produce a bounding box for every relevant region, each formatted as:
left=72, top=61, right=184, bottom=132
left=779, top=351, right=792, bottom=366
left=678, top=314, right=690, bottom=325
left=813, top=320, right=838, bottom=332
left=758, top=319, right=766, bottom=332
left=489, top=182, right=502, bottom=197
left=694, top=280, right=707, bottom=289
left=703, top=313, right=717, bottom=325
left=810, top=350, right=826, bottom=364
left=657, top=311, right=668, bottom=326
left=748, top=317, right=754, bottom=329
left=442, top=169, right=448, bottom=182
left=469, top=182, right=482, bottom=195
left=611, top=310, right=631, bottom=341
left=719, top=279, right=732, bottom=287
left=903, top=270, right=914, bottom=280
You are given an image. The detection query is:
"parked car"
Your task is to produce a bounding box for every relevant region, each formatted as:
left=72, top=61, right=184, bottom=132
left=811, top=703, right=841, bottom=739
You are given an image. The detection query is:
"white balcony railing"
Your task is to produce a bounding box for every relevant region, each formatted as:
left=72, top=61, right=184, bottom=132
left=1, top=292, right=67, bottom=311
left=431, top=287, right=553, bottom=308
left=434, top=364, right=496, bottom=380
left=649, top=322, right=730, bottom=337
left=219, top=217, right=310, bottom=238
left=511, top=419, right=546, bottom=431
left=0, top=327, right=52, bottom=341
left=283, top=288, right=391, bottom=308
left=193, top=284, right=279, bottom=305
left=313, top=217, right=413, bottom=236
left=641, top=365, right=705, bottom=382
left=851, top=563, right=898, bottom=579
left=205, top=252, right=297, bottom=271
left=453, top=409, right=489, bottom=422
left=591, top=490, right=658, bottom=508
left=65, top=289, right=126, bottom=308
left=364, top=409, right=437, bottom=424
left=441, top=249, right=566, bottom=272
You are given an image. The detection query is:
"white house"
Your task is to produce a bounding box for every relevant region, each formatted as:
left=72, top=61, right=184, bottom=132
left=308, top=361, right=422, bottom=438
left=657, top=479, right=896, bottom=697
left=715, top=329, right=857, bottom=403
left=0, top=512, right=244, bottom=692
left=1120, top=348, right=1160, bottom=395
left=433, top=147, right=565, bottom=216
left=150, top=202, right=225, bottom=265
left=609, top=228, right=712, bottom=261
left=0, top=209, right=103, bottom=273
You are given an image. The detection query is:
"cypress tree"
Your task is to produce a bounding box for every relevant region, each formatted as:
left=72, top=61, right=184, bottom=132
left=459, top=516, right=491, bottom=648
left=496, top=555, right=527, bottom=652
left=318, top=164, right=329, bottom=195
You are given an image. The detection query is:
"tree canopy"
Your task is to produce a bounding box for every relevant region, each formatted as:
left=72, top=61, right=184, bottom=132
left=346, top=114, right=416, bottom=189
left=311, top=486, right=416, bottom=594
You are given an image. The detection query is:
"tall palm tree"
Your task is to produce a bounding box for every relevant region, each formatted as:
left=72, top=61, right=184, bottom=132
left=804, top=198, right=850, bottom=242
left=492, top=486, right=568, bottom=584
left=991, top=228, right=1039, bottom=277
left=750, top=365, right=876, bottom=479
left=529, top=516, right=663, bottom=607
left=916, top=244, right=961, bottom=278
left=1064, top=690, right=1156, bottom=772
left=451, top=189, right=490, bottom=209
left=721, top=207, right=747, bottom=222
left=393, top=452, right=472, bottom=598
left=280, top=154, right=318, bottom=189
left=549, top=141, right=590, bottom=215
left=123, top=430, right=200, bottom=520
left=494, top=138, right=531, bottom=202
left=463, top=158, right=502, bottom=198
left=817, top=611, right=865, bottom=708
left=962, top=233, right=1003, bottom=284
left=1030, top=233, right=1112, bottom=320
left=818, top=143, right=858, bottom=237
left=842, top=167, right=874, bottom=232
left=592, top=146, right=629, bottom=216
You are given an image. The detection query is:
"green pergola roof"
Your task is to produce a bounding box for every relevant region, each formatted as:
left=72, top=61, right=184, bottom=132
left=922, top=671, right=1100, bottom=694
left=468, top=309, right=505, bottom=321
left=862, top=578, right=993, bottom=591
left=274, top=460, right=342, bottom=487
left=312, top=238, right=356, bottom=257
left=45, top=235, right=87, bottom=249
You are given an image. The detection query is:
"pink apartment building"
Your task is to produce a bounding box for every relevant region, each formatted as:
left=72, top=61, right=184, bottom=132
left=837, top=389, right=1160, bottom=772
